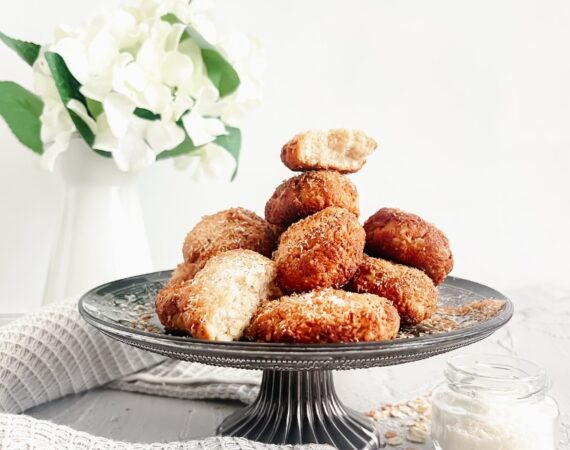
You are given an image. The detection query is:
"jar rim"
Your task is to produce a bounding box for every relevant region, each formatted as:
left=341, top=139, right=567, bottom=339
left=446, top=354, right=549, bottom=400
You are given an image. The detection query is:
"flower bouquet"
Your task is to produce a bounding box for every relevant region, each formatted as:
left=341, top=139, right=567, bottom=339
left=0, top=0, right=264, bottom=304
left=0, top=0, right=263, bottom=180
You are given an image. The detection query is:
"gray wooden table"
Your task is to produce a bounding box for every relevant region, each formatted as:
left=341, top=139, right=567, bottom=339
left=25, top=367, right=439, bottom=448
left=28, top=388, right=241, bottom=443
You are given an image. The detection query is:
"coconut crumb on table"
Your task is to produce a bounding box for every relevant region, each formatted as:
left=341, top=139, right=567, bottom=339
left=386, top=435, right=404, bottom=446
left=367, top=395, right=432, bottom=446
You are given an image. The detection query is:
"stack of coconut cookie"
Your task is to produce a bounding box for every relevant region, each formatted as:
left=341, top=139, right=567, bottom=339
left=156, top=129, right=454, bottom=344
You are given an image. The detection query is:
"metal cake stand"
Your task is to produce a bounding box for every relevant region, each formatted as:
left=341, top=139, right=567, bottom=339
left=79, top=272, right=513, bottom=450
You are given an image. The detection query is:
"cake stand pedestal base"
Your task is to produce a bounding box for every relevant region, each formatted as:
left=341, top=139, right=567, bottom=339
left=217, top=369, right=381, bottom=449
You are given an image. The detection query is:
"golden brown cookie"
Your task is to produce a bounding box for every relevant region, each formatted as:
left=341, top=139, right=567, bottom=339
left=181, top=250, right=277, bottom=341
left=155, top=282, right=192, bottom=332
left=182, top=207, right=278, bottom=271
left=274, top=207, right=365, bottom=293
left=347, top=255, right=438, bottom=324
left=281, top=129, right=378, bottom=173
left=168, top=262, right=199, bottom=286
left=265, top=171, right=359, bottom=227
left=364, top=208, right=453, bottom=285
left=155, top=262, right=200, bottom=332
left=245, top=289, right=400, bottom=343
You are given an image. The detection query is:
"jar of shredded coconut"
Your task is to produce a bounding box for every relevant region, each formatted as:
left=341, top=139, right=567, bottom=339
left=431, top=354, right=559, bottom=450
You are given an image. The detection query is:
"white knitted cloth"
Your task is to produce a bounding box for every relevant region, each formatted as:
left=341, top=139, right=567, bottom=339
left=109, top=360, right=260, bottom=405
left=0, top=414, right=329, bottom=449
left=0, top=300, right=332, bottom=450
left=0, top=300, right=164, bottom=415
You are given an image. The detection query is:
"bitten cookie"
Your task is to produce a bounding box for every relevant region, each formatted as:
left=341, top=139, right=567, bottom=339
left=274, top=206, right=365, bottom=293
left=245, top=289, right=400, bottom=343
left=155, top=282, right=192, bottom=332
left=364, top=208, right=453, bottom=285
left=347, top=255, right=438, bottom=324
left=280, top=129, right=378, bottom=173
left=181, top=249, right=278, bottom=342
left=168, top=262, right=199, bottom=286
left=265, top=171, right=359, bottom=227
left=155, top=262, right=200, bottom=332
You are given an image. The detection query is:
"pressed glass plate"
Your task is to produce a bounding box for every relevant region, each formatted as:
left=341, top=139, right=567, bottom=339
left=79, top=272, right=513, bottom=371
left=79, top=272, right=513, bottom=449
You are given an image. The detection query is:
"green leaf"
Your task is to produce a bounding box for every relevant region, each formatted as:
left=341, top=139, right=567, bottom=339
left=86, top=98, right=103, bottom=118
left=0, top=81, right=43, bottom=154
left=156, top=125, right=241, bottom=180
left=44, top=52, right=95, bottom=146
left=0, top=30, right=40, bottom=66
left=160, top=14, right=240, bottom=97
left=87, top=100, right=159, bottom=122
left=214, top=126, right=241, bottom=180
left=161, top=13, right=182, bottom=25
left=156, top=134, right=198, bottom=160
left=134, top=108, right=160, bottom=120
left=93, top=149, right=112, bottom=158
left=200, top=48, right=241, bottom=98
left=185, top=27, right=240, bottom=98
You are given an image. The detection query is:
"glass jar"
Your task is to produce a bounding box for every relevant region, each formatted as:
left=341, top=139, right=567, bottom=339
left=432, top=354, right=559, bottom=450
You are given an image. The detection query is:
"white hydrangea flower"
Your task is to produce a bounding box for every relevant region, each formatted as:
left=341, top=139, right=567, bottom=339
left=110, top=20, right=194, bottom=115
left=174, top=141, right=236, bottom=181
left=181, top=86, right=226, bottom=146
left=92, top=92, right=186, bottom=171
left=33, top=51, right=75, bottom=171
left=30, top=0, right=263, bottom=178
left=217, top=32, right=266, bottom=127
left=158, top=0, right=218, bottom=43
left=176, top=38, right=211, bottom=98
left=49, top=10, right=140, bottom=102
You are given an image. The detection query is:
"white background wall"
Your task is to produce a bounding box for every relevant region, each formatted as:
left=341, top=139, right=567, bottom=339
left=1, top=0, right=569, bottom=314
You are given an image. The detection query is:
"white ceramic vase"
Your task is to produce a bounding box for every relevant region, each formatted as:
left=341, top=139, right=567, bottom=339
left=43, top=139, right=154, bottom=305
